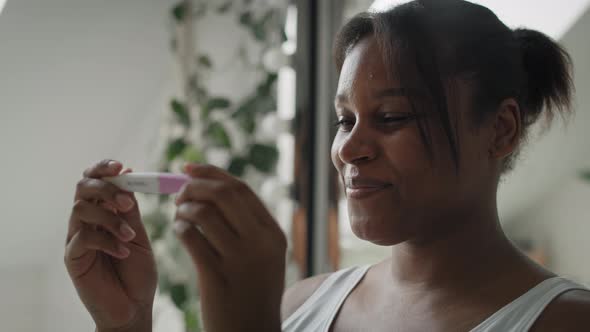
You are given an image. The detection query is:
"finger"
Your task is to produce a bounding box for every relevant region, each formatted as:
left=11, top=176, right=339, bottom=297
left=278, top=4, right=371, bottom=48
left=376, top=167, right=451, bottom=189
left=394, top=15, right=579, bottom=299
left=175, top=178, right=258, bottom=236
left=66, top=226, right=130, bottom=263
left=68, top=200, right=136, bottom=243
left=183, top=163, right=233, bottom=181
left=75, top=166, right=151, bottom=249
left=175, top=202, right=237, bottom=255
left=173, top=220, right=222, bottom=279
left=75, top=177, right=136, bottom=212
left=112, top=167, right=151, bottom=247
left=115, top=190, right=152, bottom=249
left=120, top=167, right=133, bottom=175
left=83, top=159, right=123, bottom=178
left=183, top=163, right=279, bottom=231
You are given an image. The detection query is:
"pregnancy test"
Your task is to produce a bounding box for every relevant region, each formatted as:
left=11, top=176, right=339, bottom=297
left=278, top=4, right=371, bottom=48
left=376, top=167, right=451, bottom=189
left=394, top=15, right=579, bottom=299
left=104, top=172, right=191, bottom=194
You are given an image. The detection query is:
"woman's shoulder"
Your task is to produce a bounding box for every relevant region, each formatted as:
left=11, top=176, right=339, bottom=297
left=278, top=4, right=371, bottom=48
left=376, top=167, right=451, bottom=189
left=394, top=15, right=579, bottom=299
left=530, top=288, right=590, bottom=331
left=280, top=264, right=369, bottom=322
left=280, top=271, right=333, bottom=322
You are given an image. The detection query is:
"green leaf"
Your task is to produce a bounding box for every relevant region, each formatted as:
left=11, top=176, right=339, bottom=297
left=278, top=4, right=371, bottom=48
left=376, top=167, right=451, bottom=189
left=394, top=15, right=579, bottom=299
left=580, top=170, right=590, bottom=182
left=170, top=99, right=191, bottom=128
left=158, top=274, right=172, bottom=295
left=182, top=145, right=206, bottom=163
left=235, top=112, right=256, bottom=134
left=170, top=283, right=188, bottom=309
left=208, top=98, right=231, bottom=109
left=202, top=97, right=232, bottom=119
left=233, top=94, right=275, bottom=118
left=197, top=55, right=212, bottom=68
left=143, top=209, right=168, bottom=241
left=251, top=10, right=274, bottom=41
left=166, top=138, right=188, bottom=161
left=149, top=218, right=167, bottom=240
left=217, top=2, right=232, bottom=13
left=195, top=87, right=208, bottom=102
left=158, top=194, right=169, bottom=204
left=171, top=2, right=187, bottom=22
left=232, top=94, right=275, bottom=133
left=189, top=76, right=208, bottom=102
left=233, top=97, right=256, bottom=117
left=256, top=95, right=276, bottom=114
left=239, top=12, right=252, bottom=26
left=232, top=98, right=257, bottom=133
left=207, top=122, right=232, bottom=148
left=227, top=157, right=248, bottom=176
left=260, top=10, right=274, bottom=25
left=252, top=23, right=266, bottom=41
left=184, top=307, right=201, bottom=332
left=248, top=143, right=279, bottom=173
left=257, top=72, right=278, bottom=96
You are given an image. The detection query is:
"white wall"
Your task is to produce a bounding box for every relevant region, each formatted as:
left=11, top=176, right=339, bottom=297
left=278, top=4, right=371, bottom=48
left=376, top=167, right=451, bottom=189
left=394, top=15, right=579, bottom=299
left=0, top=268, right=44, bottom=332
left=507, top=178, right=590, bottom=285
left=494, top=1, right=590, bottom=222
left=505, top=5, right=590, bottom=285
left=0, top=0, right=174, bottom=330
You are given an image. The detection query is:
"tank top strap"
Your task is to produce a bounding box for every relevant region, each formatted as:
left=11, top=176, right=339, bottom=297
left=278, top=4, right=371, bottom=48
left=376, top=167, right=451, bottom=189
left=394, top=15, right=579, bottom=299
left=282, top=265, right=371, bottom=332
left=471, top=277, right=589, bottom=332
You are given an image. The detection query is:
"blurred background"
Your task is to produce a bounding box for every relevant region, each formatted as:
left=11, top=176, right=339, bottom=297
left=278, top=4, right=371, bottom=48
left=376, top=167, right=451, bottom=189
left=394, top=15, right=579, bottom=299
left=1, top=0, right=589, bottom=331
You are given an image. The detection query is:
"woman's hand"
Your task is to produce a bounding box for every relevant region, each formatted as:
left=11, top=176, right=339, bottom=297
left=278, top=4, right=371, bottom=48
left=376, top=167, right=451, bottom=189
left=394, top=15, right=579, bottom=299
left=174, top=163, right=287, bottom=332
left=65, top=160, right=157, bottom=332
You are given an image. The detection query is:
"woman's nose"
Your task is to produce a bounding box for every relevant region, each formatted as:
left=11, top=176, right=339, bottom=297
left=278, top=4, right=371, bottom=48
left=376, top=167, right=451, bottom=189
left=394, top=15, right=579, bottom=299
left=337, top=124, right=377, bottom=165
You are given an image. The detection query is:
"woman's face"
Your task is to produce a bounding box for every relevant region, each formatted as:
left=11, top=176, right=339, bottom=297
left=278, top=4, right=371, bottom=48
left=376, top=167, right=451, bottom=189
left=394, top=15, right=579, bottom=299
left=331, top=37, right=493, bottom=246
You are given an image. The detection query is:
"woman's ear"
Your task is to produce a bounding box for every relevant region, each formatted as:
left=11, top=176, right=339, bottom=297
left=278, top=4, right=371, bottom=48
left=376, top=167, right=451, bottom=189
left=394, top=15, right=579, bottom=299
left=489, top=98, right=522, bottom=159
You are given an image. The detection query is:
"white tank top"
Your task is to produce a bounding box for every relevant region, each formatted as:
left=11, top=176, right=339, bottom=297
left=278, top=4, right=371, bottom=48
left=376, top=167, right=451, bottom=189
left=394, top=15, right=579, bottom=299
left=282, top=265, right=589, bottom=332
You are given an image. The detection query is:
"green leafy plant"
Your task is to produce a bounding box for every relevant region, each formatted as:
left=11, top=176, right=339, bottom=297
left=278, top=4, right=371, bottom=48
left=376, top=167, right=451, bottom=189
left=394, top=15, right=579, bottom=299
left=144, top=1, right=289, bottom=331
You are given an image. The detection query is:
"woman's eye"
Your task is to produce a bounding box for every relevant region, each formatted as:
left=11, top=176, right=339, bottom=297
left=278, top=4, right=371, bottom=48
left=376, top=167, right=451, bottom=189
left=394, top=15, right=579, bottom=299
left=332, top=113, right=415, bottom=132
left=380, top=114, right=413, bottom=125
left=333, top=118, right=354, bottom=131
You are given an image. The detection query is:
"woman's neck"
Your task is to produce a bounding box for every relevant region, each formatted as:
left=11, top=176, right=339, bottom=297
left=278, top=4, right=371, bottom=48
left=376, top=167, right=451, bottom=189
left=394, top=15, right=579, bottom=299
left=388, top=204, right=528, bottom=293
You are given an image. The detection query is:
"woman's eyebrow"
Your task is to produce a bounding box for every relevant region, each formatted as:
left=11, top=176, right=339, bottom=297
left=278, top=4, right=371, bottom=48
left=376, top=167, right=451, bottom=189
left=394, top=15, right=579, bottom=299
left=334, top=88, right=408, bottom=106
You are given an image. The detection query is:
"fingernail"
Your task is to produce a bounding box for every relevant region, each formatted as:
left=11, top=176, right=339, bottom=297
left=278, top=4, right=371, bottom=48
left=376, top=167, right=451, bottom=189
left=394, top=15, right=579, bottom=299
left=116, top=194, right=134, bottom=212
left=108, top=161, right=121, bottom=169
left=120, top=223, right=136, bottom=240
left=118, top=244, right=130, bottom=257
left=173, top=220, right=191, bottom=234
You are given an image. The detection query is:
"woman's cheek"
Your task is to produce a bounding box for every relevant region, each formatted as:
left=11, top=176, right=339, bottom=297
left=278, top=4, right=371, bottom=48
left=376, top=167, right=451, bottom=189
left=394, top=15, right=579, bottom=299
left=382, top=129, right=430, bottom=172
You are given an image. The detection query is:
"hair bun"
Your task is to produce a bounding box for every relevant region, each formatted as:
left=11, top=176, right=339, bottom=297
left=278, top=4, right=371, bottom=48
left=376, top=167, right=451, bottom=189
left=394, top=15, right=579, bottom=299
left=513, top=28, right=573, bottom=126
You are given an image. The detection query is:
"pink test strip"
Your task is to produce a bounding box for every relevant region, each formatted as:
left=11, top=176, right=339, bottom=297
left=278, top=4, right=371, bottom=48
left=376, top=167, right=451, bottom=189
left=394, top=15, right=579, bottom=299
left=158, top=173, right=191, bottom=194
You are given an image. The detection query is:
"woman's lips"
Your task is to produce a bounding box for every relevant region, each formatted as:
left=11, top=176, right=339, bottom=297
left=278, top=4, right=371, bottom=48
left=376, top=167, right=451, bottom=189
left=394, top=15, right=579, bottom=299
left=346, top=184, right=392, bottom=199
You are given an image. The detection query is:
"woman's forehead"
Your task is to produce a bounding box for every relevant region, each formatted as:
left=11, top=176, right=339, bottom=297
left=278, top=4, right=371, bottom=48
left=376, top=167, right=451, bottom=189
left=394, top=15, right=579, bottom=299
left=336, top=37, right=398, bottom=101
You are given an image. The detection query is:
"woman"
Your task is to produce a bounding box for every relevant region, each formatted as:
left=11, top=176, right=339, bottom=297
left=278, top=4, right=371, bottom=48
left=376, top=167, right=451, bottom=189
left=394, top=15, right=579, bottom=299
left=65, top=1, right=590, bottom=331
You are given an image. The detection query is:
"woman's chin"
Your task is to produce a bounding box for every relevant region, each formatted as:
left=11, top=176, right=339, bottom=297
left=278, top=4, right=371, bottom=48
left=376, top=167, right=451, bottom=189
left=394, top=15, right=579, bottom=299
left=349, top=216, right=406, bottom=246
